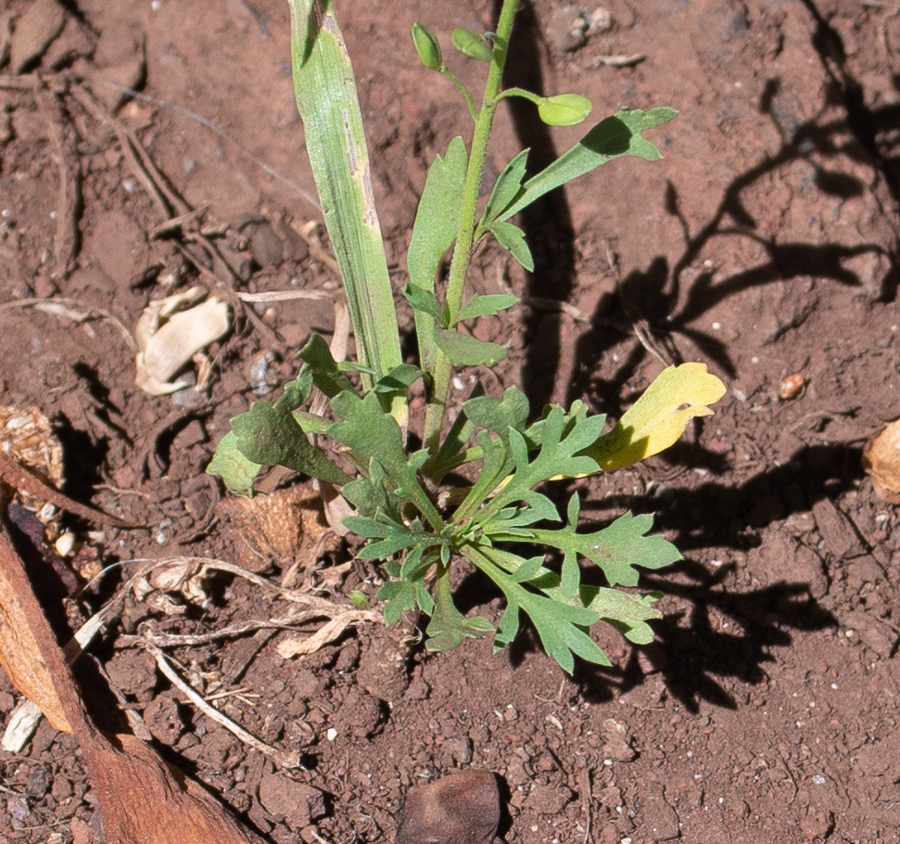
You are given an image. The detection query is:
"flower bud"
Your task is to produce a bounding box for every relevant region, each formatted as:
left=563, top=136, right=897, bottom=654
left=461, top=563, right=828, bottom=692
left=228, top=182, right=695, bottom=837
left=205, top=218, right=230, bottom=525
left=412, top=23, right=443, bottom=71
left=451, top=27, right=493, bottom=61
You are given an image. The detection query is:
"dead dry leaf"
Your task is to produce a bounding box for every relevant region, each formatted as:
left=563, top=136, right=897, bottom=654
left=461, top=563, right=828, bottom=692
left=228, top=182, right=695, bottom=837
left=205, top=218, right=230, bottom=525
left=0, top=522, right=71, bottom=731
left=219, top=484, right=337, bottom=574
left=276, top=609, right=377, bottom=658
left=863, top=420, right=900, bottom=504
left=134, top=286, right=231, bottom=395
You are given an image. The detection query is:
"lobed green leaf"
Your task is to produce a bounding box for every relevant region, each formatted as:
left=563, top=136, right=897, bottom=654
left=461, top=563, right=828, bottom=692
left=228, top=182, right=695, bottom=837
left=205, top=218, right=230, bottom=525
left=330, top=391, right=440, bottom=526
left=206, top=431, right=263, bottom=496
left=486, top=220, right=534, bottom=271
left=229, top=401, right=352, bottom=486
left=298, top=333, right=353, bottom=398
left=531, top=510, right=682, bottom=587
left=499, top=107, right=678, bottom=221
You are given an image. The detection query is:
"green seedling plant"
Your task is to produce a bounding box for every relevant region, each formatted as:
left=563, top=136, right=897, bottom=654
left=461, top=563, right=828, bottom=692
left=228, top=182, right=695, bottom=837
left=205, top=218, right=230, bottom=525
left=208, top=0, right=726, bottom=673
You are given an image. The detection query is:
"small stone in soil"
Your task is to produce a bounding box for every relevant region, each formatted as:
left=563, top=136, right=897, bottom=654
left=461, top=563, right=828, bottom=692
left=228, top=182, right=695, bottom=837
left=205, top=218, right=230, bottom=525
left=395, top=770, right=500, bottom=844
left=524, top=783, right=573, bottom=815
left=258, top=772, right=326, bottom=829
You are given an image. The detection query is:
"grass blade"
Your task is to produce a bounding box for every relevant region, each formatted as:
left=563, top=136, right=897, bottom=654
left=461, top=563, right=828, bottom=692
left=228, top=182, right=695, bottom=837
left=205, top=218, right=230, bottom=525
left=288, top=0, right=403, bottom=410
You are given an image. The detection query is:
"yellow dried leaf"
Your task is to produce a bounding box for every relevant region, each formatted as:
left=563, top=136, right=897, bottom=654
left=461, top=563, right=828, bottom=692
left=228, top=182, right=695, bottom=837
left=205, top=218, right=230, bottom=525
left=584, top=363, right=726, bottom=472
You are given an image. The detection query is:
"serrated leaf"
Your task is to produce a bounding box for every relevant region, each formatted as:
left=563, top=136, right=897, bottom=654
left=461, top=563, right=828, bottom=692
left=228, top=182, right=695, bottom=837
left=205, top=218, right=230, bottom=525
left=451, top=27, right=493, bottom=61
left=229, top=401, right=352, bottom=485
left=486, top=220, right=534, bottom=271
left=457, top=293, right=519, bottom=322
left=499, top=107, right=679, bottom=220
left=298, top=333, right=353, bottom=398
left=206, top=431, right=263, bottom=496
left=465, top=544, right=607, bottom=672
left=482, top=149, right=529, bottom=225
left=581, top=587, right=661, bottom=645
left=479, top=408, right=603, bottom=522
left=524, top=400, right=595, bottom=450
left=274, top=370, right=313, bottom=413
left=425, top=568, right=492, bottom=652
left=532, top=510, right=682, bottom=587
left=433, top=327, right=509, bottom=366
left=581, top=363, right=726, bottom=472
left=342, top=460, right=400, bottom=521
left=462, top=386, right=529, bottom=442
left=378, top=579, right=417, bottom=625
left=330, top=390, right=439, bottom=524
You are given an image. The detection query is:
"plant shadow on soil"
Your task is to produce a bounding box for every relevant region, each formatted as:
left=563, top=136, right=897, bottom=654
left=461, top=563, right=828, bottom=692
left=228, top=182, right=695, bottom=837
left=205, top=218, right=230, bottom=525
left=499, top=1, right=898, bottom=417
left=569, top=102, right=897, bottom=414
left=451, top=438, right=853, bottom=713
left=452, top=45, right=880, bottom=710
left=575, top=442, right=858, bottom=710
left=470, top=0, right=892, bottom=716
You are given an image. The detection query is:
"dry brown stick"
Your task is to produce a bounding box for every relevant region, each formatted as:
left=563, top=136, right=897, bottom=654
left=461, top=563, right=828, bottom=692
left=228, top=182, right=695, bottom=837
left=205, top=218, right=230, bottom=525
left=172, top=242, right=284, bottom=348
left=0, top=297, right=137, bottom=352
left=33, top=78, right=81, bottom=276
left=69, top=82, right=179, bottom=219
left=0, top=451, right=139, bottom=529
left=0, top=517, right=271, bottom=843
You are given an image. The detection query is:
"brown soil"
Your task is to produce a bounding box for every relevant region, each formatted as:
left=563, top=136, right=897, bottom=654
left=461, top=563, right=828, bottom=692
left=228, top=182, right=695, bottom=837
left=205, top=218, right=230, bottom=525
left=1, top=0, right=899, bottom=842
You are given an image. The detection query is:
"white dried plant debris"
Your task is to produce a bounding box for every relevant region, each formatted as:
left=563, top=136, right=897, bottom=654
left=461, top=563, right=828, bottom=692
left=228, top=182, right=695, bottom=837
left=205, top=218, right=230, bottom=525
left=131, top=556, right=210, bottom=605
left=276, top=609, right=379, bottom=658
left=134, top=286, right=231, bottom=395
left=1, top=700, right=43, bottom=753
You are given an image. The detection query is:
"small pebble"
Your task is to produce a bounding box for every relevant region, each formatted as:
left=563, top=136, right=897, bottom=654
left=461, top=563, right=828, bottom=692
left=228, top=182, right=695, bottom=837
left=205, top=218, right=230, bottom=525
left=778, top=373, right=805, bottom=400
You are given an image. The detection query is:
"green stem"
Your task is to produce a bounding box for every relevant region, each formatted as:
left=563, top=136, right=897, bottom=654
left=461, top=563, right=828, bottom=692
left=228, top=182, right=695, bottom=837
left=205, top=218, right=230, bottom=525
left=442, top=67, right=478, bottom=122
left=496, top=86, right=542, bottom=105
left=422, top=0, right=519, bottom=453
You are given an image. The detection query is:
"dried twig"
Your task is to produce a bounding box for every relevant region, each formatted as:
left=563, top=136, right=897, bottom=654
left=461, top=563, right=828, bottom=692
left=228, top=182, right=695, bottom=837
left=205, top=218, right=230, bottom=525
left=591, top=54, right=646, bottom=68
left=140, top=641, right=300, bottom=768
left=0, top=297, right=137, bottom=352
left=34, top=80, right=81, bottom=276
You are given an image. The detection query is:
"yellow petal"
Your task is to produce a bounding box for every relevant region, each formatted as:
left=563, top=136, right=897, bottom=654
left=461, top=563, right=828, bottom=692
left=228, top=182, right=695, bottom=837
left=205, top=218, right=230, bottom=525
left=585, top=363, right=726, bottom=472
